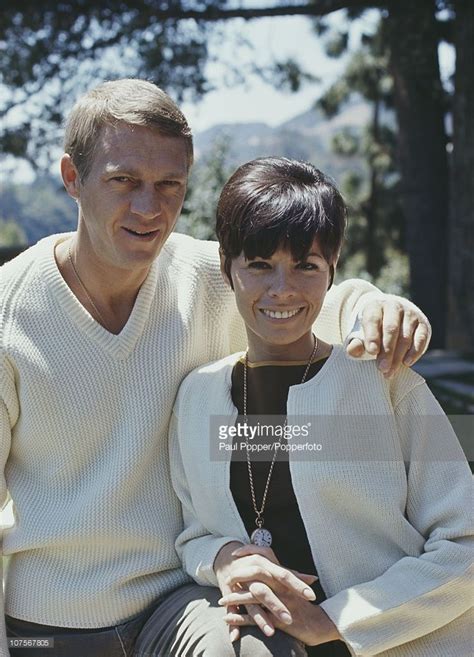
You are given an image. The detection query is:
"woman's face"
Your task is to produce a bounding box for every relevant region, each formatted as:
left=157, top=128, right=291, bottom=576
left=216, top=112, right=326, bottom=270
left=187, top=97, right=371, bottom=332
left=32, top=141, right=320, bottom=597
left=225, top=239, right=331, bottom=361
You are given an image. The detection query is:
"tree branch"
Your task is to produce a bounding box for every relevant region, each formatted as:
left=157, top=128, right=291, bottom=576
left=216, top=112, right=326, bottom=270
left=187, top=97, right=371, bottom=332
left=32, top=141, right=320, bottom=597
left=146, top=1, right=385, bottom=22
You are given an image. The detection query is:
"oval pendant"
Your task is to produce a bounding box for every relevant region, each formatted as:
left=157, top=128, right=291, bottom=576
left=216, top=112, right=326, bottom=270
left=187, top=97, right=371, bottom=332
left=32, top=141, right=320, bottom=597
left=250, top=527, right=272, bottom=547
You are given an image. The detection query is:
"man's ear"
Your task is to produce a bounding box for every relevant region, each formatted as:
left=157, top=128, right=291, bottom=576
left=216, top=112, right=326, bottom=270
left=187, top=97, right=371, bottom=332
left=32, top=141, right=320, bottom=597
left=60, top=154, right=80, bottom=201
left=219, top=249, right=233, bottom=290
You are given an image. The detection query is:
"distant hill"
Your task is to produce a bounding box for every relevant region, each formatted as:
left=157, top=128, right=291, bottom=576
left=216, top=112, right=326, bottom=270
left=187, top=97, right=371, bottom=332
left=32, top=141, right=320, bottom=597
left=194, top=99, right=371, bottom=182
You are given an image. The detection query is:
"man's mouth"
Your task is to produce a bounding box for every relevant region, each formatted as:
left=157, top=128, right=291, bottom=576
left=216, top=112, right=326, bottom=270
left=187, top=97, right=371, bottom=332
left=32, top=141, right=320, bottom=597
left=260, top=307, right=304, bottom=319
left=123, top=227, right=160, bottom=238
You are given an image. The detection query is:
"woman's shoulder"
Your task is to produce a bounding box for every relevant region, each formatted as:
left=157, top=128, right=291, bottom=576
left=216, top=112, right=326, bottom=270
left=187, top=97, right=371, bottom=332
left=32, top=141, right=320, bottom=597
left=330, top=344, right=427, bottom=407
left=175, top=352, right=243, bottom=408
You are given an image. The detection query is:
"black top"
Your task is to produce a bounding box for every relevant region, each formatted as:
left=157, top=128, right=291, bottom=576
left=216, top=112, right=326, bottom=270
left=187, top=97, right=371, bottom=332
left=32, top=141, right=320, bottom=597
left=230, top=357, right=350, bottom=657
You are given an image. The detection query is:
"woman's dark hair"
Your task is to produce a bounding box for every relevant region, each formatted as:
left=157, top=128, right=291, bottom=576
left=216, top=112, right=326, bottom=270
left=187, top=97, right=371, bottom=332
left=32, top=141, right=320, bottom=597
left=216, top=157, right=346, bottom=287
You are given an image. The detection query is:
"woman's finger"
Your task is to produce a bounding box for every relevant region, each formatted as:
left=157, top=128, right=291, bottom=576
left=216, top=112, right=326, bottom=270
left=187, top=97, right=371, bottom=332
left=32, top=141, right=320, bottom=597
left=219, top=582, right=293, bottom=625
left=223, top=606, right=275, bottom=637
left=227, top=605, right=240, bottom=643
left=231, top=544, right=280, bottom=564
left=225, top=564, right=316, bottom=600
left=247, top=603, right=276, bottom=637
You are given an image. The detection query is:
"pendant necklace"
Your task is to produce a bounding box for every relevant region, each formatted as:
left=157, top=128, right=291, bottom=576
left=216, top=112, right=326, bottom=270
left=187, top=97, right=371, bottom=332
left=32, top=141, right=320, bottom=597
left=67, top=241, right=110, bottom=331
left=243, top=335, right=318, bottom=547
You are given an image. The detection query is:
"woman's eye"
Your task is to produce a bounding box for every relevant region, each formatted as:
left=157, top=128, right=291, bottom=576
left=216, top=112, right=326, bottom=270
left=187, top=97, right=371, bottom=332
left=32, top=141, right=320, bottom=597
left=248, top=261, right=271, bottom=269
left=297, top=262, right=319, bottom=271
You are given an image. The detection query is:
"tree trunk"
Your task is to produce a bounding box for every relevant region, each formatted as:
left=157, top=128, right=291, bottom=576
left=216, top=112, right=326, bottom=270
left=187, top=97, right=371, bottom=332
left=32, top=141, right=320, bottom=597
left=386, top=0, right=449, bottom=347
left=448, top=0, right=474, bottom=351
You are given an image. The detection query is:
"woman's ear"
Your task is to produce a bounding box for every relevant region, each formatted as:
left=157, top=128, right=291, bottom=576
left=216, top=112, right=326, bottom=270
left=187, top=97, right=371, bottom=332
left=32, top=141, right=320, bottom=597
left=328, top=256, right=339, bottom=290
left=219, top=249, right=234, bottom=290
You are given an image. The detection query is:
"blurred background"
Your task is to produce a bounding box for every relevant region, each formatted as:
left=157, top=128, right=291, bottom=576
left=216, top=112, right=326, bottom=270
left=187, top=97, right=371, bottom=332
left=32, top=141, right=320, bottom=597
left=0, top=0, right=473, bottom=417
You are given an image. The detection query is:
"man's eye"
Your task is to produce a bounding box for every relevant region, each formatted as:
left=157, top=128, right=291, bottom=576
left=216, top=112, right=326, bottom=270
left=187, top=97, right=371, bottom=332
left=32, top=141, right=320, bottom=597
left=112, top=176, right=131, bottom=183
left=160, top=180, right=180, bottom=187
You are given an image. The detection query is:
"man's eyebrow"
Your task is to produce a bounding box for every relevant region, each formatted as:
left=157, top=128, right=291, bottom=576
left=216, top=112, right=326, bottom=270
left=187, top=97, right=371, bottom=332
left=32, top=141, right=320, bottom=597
left=103, top=164, right=187, bottom=178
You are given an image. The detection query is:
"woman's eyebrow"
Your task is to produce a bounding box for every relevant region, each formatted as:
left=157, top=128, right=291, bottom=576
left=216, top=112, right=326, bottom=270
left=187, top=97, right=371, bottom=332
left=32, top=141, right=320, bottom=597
left=305, top=251, right=325, bottom=259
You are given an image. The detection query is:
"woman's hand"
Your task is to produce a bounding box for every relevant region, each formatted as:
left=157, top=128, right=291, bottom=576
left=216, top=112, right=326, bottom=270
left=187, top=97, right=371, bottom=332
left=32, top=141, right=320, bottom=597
left=220, top=576, right=341, bottom=646
left=213, top=543, right=317, bottom=642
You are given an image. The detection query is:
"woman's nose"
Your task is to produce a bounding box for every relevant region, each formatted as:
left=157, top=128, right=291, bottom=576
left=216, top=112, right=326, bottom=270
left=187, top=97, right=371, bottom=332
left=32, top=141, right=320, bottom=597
left=268, top=268, right=296, bottom=297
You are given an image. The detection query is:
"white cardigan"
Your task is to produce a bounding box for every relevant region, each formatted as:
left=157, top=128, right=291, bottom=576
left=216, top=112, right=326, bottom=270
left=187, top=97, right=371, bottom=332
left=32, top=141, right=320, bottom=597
left=169, top=345, right=473, bottom=657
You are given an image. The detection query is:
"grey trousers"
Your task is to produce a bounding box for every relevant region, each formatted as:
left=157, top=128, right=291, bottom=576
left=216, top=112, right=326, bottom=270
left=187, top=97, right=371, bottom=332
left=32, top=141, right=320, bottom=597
left=6, top=584, right=307, bottom=657
left=134, top=583, right=306, bottom=657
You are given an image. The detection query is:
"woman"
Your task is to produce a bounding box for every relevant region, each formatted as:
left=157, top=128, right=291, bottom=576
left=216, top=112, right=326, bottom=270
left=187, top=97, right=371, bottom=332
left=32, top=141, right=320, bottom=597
left=169, top=157, right=472, bottom=656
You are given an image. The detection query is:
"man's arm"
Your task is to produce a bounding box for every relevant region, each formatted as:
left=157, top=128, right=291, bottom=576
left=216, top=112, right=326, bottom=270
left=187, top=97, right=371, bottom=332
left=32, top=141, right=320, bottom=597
left=316, top=279, right=431, bottom=377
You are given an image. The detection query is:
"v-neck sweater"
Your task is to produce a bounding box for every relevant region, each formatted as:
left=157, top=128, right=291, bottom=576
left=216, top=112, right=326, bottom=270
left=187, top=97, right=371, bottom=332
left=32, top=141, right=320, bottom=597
left=0, top=232, right=249, bottom=635
left=0, top=231, right=389, bottom=649
left=170, top=347, right=473, bottom=656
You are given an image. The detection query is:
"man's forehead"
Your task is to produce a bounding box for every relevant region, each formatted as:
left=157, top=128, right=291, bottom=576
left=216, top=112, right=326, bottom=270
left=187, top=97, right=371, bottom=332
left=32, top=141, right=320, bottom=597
left=96, top=123, right=188, bottom=172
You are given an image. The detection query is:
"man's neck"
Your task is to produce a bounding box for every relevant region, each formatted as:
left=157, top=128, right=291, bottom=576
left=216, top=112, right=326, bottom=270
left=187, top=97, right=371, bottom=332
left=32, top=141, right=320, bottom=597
left=55, top=236, right=150, bottom=334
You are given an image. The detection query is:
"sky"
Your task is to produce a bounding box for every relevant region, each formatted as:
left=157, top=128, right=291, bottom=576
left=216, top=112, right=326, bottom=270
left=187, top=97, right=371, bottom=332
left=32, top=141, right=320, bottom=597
left=1, top=9, right=455, bottom=183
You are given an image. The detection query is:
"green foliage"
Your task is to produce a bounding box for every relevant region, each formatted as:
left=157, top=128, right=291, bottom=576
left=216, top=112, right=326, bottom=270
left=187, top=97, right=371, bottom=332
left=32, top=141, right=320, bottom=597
left=0, top=218, right=27, bottom=248
left=177, top=135, right=233, bottom=240
left=316, top=17, right=405, bottom=283
left=325, top=31, right=349, bottom=58
left=0, top=176, right=76, bottom=245
left=0, top=1, right=221, bottom=166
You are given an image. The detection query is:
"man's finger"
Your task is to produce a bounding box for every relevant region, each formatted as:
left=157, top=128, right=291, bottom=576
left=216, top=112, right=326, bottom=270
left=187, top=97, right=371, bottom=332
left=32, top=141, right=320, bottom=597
left=385, top=310, right=419, bottom=377
left=345, top=338, right=366, bottom=358
left=375, top=303, right=402, bottom=374
left=360, top=302, right=384, bottom=355
left=404, top=322, right=431, bottom=365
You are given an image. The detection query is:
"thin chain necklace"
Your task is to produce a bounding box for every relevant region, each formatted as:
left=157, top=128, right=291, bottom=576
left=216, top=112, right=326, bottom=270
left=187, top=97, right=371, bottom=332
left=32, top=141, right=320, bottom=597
left=243, top=335, right=318, bottom=547
left=67, top=241, right=109, bottom=330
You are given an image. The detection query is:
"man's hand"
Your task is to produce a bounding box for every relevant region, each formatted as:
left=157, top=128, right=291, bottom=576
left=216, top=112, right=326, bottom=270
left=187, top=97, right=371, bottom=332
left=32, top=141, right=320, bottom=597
left=346, top=297, right=431, bottom=378
left=220, top=576, right=341, bottom=647
left=213, top=543, right=317, bottom=642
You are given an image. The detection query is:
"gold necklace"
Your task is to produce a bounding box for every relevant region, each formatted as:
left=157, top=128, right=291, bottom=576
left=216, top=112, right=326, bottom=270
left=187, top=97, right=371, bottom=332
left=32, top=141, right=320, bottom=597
left=243, top=335, right=318, bottom=547
left=67, top=242, right=109, bottom=330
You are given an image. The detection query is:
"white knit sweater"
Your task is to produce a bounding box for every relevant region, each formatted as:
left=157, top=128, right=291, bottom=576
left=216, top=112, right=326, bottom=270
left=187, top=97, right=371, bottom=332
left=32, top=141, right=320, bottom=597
left=0, top=232, right=384, bottom=656
left=170, top=346, right=473, bottom=656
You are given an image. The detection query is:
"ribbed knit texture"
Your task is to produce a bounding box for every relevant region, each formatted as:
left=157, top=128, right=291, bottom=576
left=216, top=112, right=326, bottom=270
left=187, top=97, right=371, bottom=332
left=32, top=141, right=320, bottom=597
left=0, top=232, right=386, bottom=656
left=170, top=346, right=473, bottom=656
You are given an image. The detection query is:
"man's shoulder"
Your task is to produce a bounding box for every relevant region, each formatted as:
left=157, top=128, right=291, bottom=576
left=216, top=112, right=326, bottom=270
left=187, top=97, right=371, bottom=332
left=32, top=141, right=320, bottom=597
left=162, top=232, right=219, bottom=270
left=0, top=234, right=59, bottom=288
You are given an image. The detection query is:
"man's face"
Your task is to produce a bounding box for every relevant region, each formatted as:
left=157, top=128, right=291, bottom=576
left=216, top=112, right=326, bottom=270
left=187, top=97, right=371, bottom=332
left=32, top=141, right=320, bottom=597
left=71, top=123, right=188, bottom=274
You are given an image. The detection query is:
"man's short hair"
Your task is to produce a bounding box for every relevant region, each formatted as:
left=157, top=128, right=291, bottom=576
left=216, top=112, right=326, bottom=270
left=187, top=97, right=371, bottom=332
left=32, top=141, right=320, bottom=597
left=216, top=157, right=346, bottom=285
left=64, top=78, right=193, bottom=181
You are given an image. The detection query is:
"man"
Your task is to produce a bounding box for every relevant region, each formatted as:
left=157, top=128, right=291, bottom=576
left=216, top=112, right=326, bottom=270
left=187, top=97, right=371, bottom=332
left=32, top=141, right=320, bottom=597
left=0, top=79, right=430, bottom=657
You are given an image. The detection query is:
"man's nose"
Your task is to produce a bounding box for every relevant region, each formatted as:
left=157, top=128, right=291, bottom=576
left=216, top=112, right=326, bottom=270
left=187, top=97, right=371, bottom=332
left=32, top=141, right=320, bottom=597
left=130, top=187, right=161, bottom=220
